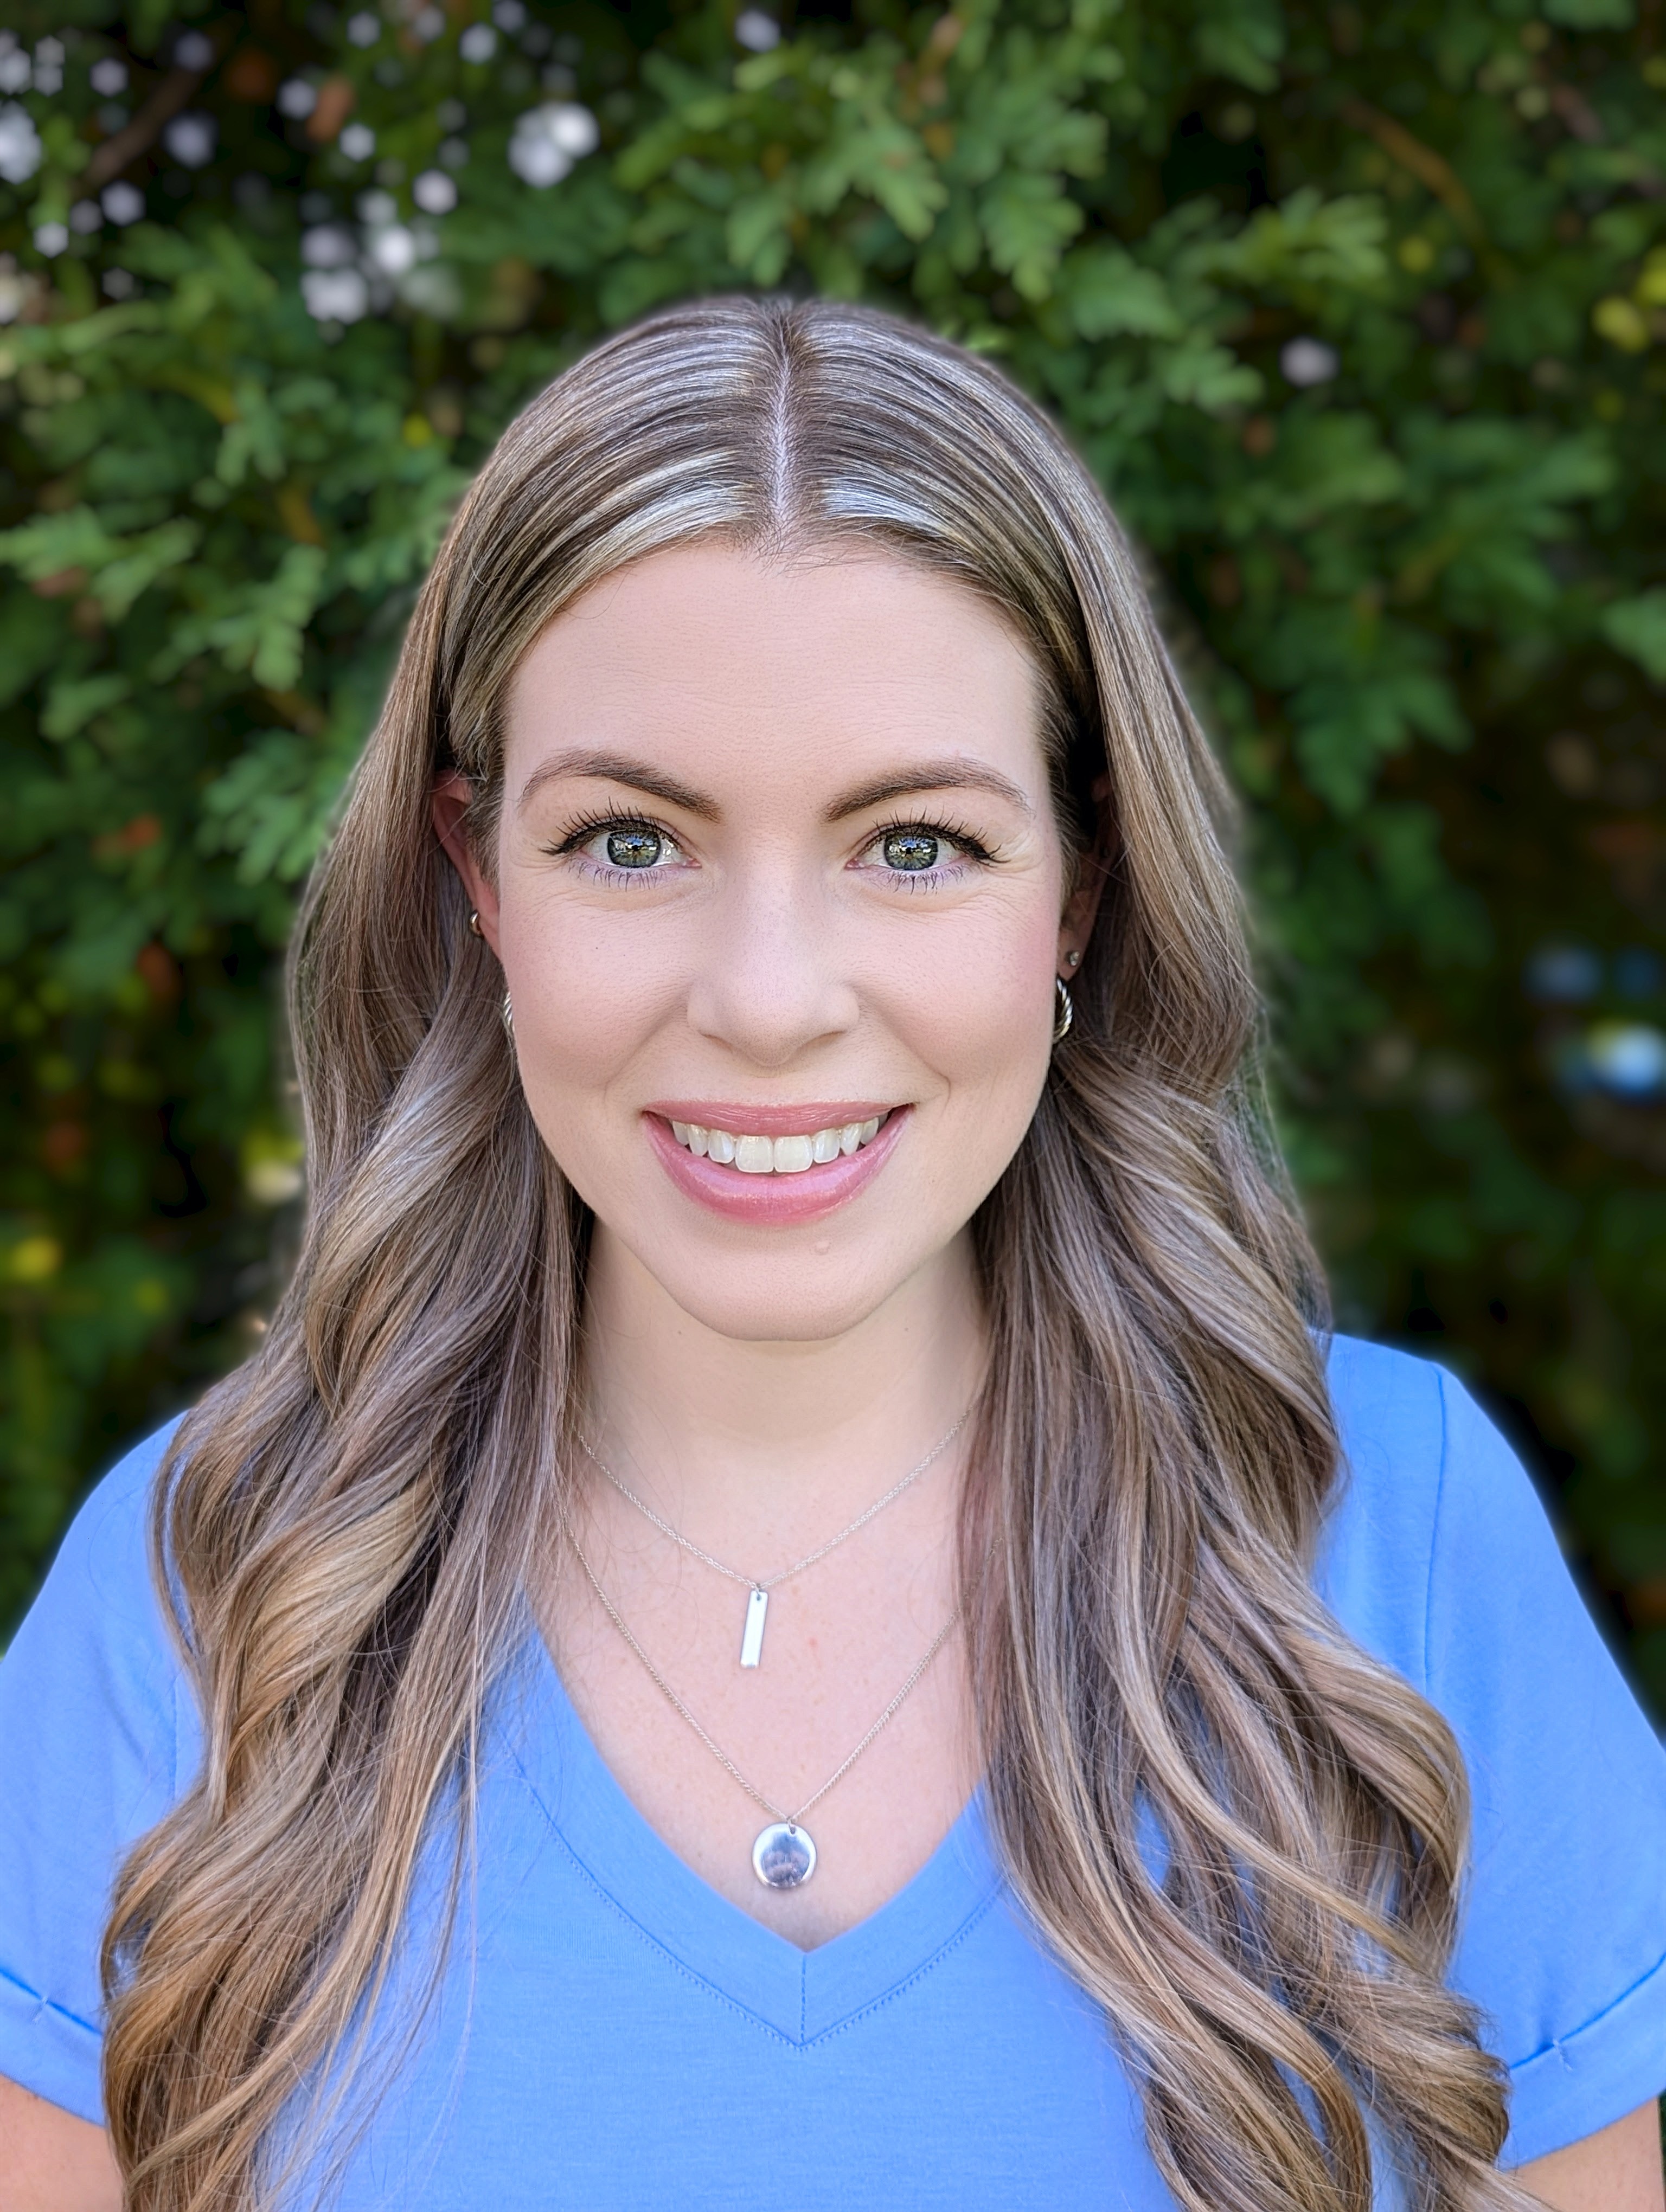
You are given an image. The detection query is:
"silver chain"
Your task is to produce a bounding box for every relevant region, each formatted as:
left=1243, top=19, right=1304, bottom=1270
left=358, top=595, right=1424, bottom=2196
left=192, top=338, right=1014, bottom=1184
left=578, top=1401, right=974, bottom=1594
left=563, top=1519, right=962, bottom=1830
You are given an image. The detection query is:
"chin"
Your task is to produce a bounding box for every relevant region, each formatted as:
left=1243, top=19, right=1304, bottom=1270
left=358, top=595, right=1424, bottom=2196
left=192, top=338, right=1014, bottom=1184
left=631, top=1243, right=921, bottom=1347
left=554, top=1111, right=1015, bottom=1347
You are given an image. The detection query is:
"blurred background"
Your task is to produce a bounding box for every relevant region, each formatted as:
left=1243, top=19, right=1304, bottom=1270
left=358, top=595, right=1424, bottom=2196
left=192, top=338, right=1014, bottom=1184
left=2, top=0, right=1664, bottom=1711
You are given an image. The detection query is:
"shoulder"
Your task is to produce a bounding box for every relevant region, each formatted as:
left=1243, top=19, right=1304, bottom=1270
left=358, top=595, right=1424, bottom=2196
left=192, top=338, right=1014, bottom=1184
left=0, top=1416, right=195, bottom=1787
left=30, top=1414, right=185, bottom=1641
left=1315, top=1334, right=1548, bottom=1696
left=0, top=1419, right=194, bottom=2123
left=1322, top=1328, right=1448, bottom=1463
left=1317, top=1350, right=1666, bottom=2155
left=45, top=1413, right=184, bottom=1592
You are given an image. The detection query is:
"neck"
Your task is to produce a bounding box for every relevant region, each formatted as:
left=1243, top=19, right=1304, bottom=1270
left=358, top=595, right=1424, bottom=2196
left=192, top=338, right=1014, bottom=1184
left=576, top=1226, right=986, bottom=1534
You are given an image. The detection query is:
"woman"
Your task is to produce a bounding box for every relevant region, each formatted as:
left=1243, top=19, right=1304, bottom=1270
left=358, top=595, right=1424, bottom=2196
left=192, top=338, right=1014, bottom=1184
left=1, top=298, right=1662, bottom=2212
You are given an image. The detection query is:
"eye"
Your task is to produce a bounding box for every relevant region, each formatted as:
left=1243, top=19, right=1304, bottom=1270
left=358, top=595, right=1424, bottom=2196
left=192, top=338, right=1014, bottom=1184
left=553, top=813, right=689, bottom=879
left=882, top=829, right=943, bottom=872
left=854, top=818, right=994, bottom=884
left=603, top=824, right=665, bottom=870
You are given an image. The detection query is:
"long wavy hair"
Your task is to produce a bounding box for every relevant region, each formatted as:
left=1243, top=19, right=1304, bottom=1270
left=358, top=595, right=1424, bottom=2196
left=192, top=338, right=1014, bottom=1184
left=103, top=297, right=1530, bottom=2212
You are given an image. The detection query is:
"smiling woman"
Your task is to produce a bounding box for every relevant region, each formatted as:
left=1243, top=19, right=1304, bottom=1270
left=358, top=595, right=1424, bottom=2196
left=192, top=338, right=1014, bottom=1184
left=440, top=545, right=1078, bottom=1292
left=0, top=299, right=1663, bottom=2212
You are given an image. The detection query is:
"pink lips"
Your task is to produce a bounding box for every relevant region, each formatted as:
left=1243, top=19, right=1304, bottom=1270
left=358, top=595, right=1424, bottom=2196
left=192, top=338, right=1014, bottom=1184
left=642, top=1103, right=909, bottom=1225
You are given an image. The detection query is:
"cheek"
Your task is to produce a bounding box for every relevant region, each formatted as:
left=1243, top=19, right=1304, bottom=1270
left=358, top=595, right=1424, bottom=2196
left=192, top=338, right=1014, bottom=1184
left=877, top=896, right=1061, bottom=1086
left=498, top=902, right=673, bottom=1146
left=496, top=864, right=1063, bottom=1249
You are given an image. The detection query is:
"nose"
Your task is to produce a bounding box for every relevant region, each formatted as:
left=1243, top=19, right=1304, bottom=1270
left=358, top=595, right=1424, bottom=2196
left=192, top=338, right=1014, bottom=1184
left=683, top=865, right=861, bottom=1069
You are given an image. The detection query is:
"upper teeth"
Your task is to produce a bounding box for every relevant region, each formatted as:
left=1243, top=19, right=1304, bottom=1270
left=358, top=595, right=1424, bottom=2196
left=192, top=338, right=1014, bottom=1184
left=669, top=1115, right=885, bottom=1173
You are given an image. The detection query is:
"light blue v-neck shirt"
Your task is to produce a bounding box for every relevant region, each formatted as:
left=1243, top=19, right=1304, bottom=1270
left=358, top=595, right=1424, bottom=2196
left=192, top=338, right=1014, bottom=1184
left=3, top=1336, right=1665, bottom=2207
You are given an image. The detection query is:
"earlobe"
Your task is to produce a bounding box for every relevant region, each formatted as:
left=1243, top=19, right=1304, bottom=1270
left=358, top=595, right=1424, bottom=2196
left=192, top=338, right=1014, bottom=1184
left=432, top=773, right=501, bottom=953
left=1058, top=857, right=1108, bottom=976
left=1059, top=779, right=1115, bottom=972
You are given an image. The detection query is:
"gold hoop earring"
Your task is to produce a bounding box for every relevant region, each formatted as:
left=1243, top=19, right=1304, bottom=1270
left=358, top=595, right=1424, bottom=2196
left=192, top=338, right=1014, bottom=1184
left=469, top=910, right=484, bottom=938
left=501, top=990, right=514, bottom=1040
left=1053, top=976, right=1074, bottom=1043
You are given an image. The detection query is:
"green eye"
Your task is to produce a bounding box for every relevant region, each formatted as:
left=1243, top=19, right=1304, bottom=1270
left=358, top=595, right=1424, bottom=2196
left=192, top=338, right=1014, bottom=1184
left=606, top=826, right=663, bottom=869
left=883, top=830, right=941, bottom=872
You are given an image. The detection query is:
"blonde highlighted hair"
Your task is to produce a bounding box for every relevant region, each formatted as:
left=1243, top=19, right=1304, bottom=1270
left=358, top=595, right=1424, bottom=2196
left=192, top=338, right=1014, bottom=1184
left=105, top=297, right=1529, bottom=2212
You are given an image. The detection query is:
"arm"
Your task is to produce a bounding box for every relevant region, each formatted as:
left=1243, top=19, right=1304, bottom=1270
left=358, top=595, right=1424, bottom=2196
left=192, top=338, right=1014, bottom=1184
left=1516, top=2100, right=1664, bottom=2212
left=0, top=2075, right=121, bottom=2212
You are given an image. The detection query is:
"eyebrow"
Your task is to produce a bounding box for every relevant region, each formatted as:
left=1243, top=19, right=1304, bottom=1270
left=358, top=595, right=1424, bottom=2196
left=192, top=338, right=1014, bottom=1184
left=823, top=761, right=1035, bottom=822
left=517, top=750, right=723, bottom=820
left=516, top=749, right=1034, bottom=823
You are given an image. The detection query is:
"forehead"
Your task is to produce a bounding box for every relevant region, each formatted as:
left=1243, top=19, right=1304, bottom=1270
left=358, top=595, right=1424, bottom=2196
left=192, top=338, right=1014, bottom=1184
left=502, top=542, right=1046, bottom=800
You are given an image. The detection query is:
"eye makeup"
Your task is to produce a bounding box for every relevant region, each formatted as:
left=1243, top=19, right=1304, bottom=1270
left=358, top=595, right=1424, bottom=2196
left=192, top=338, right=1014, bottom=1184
left=542, top=808, right=691, bottom=886
left=850, top=814, right=998, bottom=890
left=539, top=804, right=1003, bottom=892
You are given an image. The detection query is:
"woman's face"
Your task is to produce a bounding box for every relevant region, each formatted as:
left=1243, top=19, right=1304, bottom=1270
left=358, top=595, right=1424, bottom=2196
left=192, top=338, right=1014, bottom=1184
left=439, top=542, right=1097, bottom=1344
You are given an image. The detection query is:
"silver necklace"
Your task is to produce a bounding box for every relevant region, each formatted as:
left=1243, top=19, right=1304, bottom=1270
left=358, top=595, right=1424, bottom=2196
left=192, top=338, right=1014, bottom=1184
left=579, top=1403, right=972, bottom=1670
left=565, top=1520, right=961, bottom=1891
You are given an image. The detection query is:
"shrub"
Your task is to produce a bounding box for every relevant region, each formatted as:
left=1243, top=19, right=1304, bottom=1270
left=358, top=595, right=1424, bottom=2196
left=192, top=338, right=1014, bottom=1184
left=3, top=0, right=1664, bottom=1701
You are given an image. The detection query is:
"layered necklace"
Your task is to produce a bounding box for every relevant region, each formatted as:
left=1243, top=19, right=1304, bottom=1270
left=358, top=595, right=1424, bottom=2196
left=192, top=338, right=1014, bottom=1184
left=579, top=1405, right=971, bottom=1670
left=567, top=1406, right=972, bottom=1891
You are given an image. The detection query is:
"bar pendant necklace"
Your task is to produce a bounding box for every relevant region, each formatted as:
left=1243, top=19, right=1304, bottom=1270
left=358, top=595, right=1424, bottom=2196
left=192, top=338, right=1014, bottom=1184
left=579, top=1404, right=971, bottom=1670
left=740, top=1586, right=769, bottom=1669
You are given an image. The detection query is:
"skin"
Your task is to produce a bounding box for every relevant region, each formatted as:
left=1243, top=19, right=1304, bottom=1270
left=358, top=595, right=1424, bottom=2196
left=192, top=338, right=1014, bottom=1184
left=3, top=545, right=1659, bottom=2210
left=457, top=545, right=1088, bottom=1949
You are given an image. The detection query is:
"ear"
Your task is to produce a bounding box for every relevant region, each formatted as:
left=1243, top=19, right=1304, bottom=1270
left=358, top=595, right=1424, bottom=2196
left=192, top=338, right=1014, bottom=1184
left=1058, top=770, right=1113, bottom=978
left=432, top=773, right=501, bottom=955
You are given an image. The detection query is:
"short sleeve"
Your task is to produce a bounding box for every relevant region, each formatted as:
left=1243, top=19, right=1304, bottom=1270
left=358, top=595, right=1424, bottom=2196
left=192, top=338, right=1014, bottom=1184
left=0, top=1420, right=195, bottom=2125
left=1417, top=1368, right=1666, bottom=2165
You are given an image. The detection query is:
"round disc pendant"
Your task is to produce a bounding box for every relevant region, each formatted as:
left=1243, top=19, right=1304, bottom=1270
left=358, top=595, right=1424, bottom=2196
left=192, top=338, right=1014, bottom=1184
left=752, top=1821, right=816, bottom=1889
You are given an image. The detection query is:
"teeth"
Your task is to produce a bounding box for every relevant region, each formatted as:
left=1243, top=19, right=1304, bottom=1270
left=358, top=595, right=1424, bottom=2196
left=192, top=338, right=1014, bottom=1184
left=670, top=1113, right=890, bottom=1173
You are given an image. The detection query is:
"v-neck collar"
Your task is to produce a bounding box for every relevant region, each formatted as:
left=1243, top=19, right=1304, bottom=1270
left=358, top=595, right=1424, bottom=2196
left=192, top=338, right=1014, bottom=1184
left=496, top=1628, right=1003, bottom=2047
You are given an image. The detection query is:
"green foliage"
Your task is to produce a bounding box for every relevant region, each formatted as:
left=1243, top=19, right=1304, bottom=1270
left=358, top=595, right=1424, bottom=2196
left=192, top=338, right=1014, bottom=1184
left=3, top=0, right=1666, bottom=1701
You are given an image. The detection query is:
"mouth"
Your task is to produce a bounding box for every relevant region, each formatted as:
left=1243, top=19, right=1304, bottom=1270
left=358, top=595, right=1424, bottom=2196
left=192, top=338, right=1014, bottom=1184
left=667, top=1111, right=888, bottom=1175
left=642, top=1101, right=908, bottom=1224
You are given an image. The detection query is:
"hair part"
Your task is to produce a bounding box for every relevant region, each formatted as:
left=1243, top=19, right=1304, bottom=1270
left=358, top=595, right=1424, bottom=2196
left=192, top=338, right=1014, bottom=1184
left=104, top=297, right=1532, bottom=2212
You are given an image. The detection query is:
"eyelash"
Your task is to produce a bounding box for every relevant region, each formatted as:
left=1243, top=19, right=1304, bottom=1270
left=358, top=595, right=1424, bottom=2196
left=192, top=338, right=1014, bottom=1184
left=860, top=814, right=997, bottom=890
left=543, top=809, right=999, bottom=890
left=544, top=808, right=688, bottom=888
